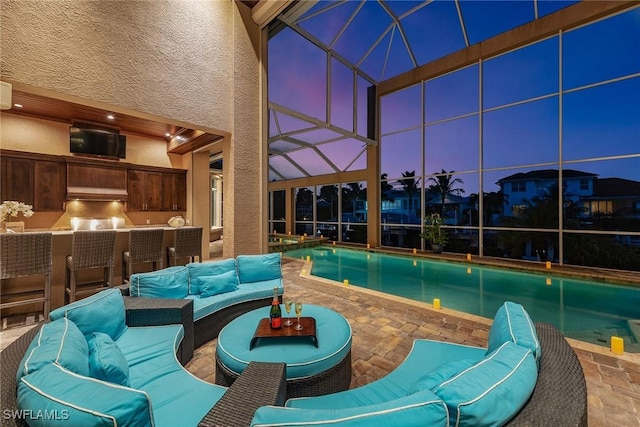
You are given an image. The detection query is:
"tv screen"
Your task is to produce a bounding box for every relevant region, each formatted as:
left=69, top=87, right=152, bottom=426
left=70, top=127, right=126, bottom=159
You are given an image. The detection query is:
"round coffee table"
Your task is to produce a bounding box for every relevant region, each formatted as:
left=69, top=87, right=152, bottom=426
left=215, top=304, right=352, bottom=398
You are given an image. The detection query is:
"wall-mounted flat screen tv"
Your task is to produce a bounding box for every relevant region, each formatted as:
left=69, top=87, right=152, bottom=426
left=70, top=126, right=126, bottom=159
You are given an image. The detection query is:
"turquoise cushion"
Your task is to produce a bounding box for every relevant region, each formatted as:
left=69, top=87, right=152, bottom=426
left=236, top=253, right=282, bottom=284
left=409, top=359, right=476, bottom=394
left=287, top=340, right=486, bottom=410
left=88, top=332, right=130, bottom=386
left=16, top=317, right=89, bottom=381
left=116, top=325, right=227, bottom=427
left=252, top=389, right=449, bottom=427
left=49, top=288, right=127, bottom=341
left=18, top=363, right=153, bottom=427
left=199, top=270, right=239, bottom=298
left=488, top=301, right=541, bottom=362
left=187, top=258, right=236, bottom=295
left=217, top=305, right=350, bottom=380
left=129, top=266, right=189, bottom=299
left=186, top=279, right=283, bottom=322
left=431, top=341, right=538, bottom=427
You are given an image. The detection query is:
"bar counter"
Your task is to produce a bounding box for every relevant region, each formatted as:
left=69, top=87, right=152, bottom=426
left=1, top=226, right=200, bottom=317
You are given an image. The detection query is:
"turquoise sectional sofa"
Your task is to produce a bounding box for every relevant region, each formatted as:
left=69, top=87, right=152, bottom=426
left=251, top=301, right=587, bottom=427
left=128, top=253, right=284, bottom=347
left=14, top=288, right=227, bottom=427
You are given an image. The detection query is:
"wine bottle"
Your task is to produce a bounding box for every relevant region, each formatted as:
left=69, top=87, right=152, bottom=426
left=270, top=287, right=282, bottom=329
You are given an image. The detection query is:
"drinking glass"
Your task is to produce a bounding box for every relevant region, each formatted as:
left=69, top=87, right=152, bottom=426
left=294, top=301, right=303, bottom=330
left=284, top=299, right=293, bottom=326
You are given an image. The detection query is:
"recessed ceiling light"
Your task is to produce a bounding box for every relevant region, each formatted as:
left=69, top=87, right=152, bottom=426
left=13, top=103, right=23, bottom=108
left=165, top=133, right=171, bottom=137
left=107, top=114, right=115, bottom=120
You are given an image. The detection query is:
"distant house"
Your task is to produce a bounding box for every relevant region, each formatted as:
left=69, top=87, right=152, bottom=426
left=497, top=169, right=640, bottom=220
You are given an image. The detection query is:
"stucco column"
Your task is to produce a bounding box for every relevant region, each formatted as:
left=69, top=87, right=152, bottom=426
left=223, top=3, right=264, bottom=257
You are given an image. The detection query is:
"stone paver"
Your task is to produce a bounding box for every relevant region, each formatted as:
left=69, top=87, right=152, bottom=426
left=185, top=257, right=640, bottom=426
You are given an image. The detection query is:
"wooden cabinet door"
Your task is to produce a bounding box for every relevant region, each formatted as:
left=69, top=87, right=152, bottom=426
left=145, top=172, right=163, bottom=211
left=1, top=157, right=34, bottom=205
left=162, top=172, right=187, bottom=211
left=34, top=160, right=66, bottom=211
left=174, top=172, right=186, bottom=211
left=127, top=169, right=146, bottom=211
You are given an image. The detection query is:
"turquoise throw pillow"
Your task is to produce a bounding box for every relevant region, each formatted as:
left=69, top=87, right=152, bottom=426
left=50, top=288, right=127, bottom=341
left=198, top=270, right=239, bottom=298
left=488, top=301, right=541, bottom=362
left=129, top=266, right=189, bottom=299
left=431, top=341, right=538, bottom=427
left=88, top=332, right=130, bottom=386
left=187, top=258, right=237, bottom=295
left=237, top=253, right=282, bottom=284
left=16, top=317, right=89, bottom=381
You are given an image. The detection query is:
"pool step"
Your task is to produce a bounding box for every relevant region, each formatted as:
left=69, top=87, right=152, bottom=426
left=627, top=320, right=640, bottom=342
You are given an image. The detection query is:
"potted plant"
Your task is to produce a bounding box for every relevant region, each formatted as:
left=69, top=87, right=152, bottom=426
left=420, top=213, right=448, bottom=253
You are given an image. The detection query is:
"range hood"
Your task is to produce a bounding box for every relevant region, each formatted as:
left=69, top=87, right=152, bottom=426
left=66, top=186, right=128, bottom=201
left=66, top=161, right=128, bottom=201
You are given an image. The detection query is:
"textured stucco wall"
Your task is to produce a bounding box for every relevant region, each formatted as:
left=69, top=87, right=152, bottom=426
left=1, top=0, right=234, bottom=132
left=1, top=0, right=265, bottom=255
left=223, top=2, right=262, bottom=256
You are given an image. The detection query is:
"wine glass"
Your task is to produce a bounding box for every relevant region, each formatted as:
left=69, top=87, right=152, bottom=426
left=294, top=301, right=303, bottom=330
left=284, top=298, right=293, bottom=326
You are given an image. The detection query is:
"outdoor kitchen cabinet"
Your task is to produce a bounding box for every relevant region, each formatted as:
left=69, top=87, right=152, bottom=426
left=0, top=151, right=66, bottom=212
left=127, top=169, right=163, bottom=211
left=162, top=171, right=187, bottom=211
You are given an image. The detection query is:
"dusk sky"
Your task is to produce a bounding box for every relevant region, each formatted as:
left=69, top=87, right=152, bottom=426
left=267, top=1, right=639, bottom=191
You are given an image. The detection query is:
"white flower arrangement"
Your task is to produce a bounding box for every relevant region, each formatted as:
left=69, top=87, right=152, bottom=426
left=0, top=201, right=35, bottom=223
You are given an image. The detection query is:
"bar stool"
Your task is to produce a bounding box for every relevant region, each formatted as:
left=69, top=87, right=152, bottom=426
left=0, top=232, right=52, bottom=329
left=167, top=226, right=203, bottom=266
left=122, top=228, right=164, bottom=283
left=65, top=230, right=117, bottom=303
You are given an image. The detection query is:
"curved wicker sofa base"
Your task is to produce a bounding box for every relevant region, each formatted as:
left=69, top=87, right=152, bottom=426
left=505, top=322, right=587, bottom=426
left=216, top=350, right=352, bottom=399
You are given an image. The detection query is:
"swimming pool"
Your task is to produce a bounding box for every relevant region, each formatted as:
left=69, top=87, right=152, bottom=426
left=283, top=245, right=640, bottom=352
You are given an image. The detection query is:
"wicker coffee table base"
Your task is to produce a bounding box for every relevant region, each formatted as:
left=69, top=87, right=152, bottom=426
left=215, top=350, right=352, bottom=399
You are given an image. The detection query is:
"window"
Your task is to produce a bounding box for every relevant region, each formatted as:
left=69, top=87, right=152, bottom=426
left=512, top=181, right=526, bottom=192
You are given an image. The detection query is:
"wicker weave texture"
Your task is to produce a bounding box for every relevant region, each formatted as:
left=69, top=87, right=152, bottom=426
left=200, top=362, right=287, bottom=427
left=216, top=350, right=352, bottom=399
left=124, top=296, right=194, bottom=364
left=167, top=226, right=202, bottom=266
left=0, top=323, right=43, bottom=427
left=122, top=228, right=164, bottom=280
left=0, top=232, right=52, bottom=317
left=124, top=228, right=164, bottom=264
left=507, top=322, right=588, bottom=426
left=67, top=230, right=117, bottom=269
left=0, top=232, right=52, bottom=278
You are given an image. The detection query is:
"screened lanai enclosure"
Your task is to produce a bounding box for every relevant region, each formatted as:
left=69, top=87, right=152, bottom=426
left=266, top=0, right=640, bottom=272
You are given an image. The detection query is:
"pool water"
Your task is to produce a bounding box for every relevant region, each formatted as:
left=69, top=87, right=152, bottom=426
left=284, top=246, right=640, bottom=351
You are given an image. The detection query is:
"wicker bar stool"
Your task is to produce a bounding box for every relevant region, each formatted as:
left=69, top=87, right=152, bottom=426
left=167, top=226, right=203, bottom=266
left=0, top=232, right=52, bottom=329
left=65, top=230, right=117, bottom=303
left=122, top=228, right=164, bottom=283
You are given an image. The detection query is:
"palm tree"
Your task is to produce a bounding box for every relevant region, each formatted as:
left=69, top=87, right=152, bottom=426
left=397, top=171, right=421, bottom=221
left=426, top=169, right=465, bottom=216
left=380, top=173, right=394, bottom=203
left=469, top=191, right=508, bottom=226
